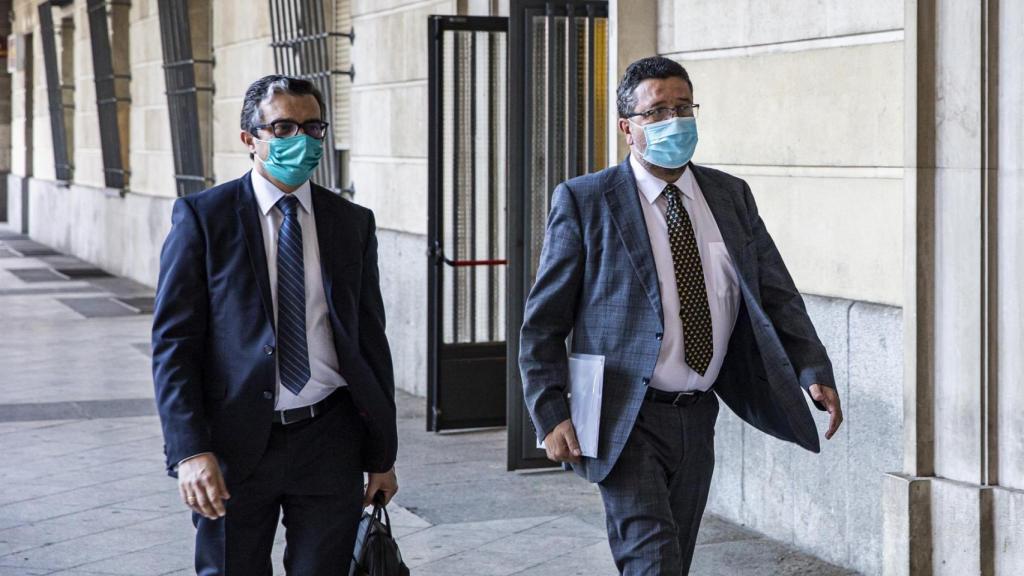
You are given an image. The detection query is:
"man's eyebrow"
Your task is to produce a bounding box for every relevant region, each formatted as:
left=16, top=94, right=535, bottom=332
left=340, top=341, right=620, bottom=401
left=263, top=117, right=323, bottom=124
left=647, top=96, right=693, bottom=109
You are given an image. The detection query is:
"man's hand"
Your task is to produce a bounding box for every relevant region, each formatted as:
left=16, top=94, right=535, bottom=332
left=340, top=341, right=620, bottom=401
left=364, top=468, right=398, bottom=507
left=543, top=419, right=581, bottom=464
left=809, top=384, right=844, bottom=440
left=178, top=453, right=230, bottom=520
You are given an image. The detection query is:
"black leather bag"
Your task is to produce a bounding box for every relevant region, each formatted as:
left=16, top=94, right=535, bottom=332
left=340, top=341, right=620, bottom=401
left=349, top=498, right=410, bottom=576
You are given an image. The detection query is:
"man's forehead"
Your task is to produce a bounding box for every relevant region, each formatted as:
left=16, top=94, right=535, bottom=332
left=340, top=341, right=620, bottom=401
left=262, top=93, right=321, bottom=117
left=634, top=77, right=692, bottom=102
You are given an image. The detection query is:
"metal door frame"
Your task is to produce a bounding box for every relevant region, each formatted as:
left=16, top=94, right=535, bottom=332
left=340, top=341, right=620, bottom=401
left=427, top=15, right=509, bottom=432
left=507, top=0, right=608, bottom=471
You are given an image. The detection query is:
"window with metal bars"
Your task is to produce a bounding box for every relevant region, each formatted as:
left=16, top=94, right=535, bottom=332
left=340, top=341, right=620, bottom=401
left=268, top=0, right=353, bottom=195
left=86, top=0, right=131, bottom=190
left=157, top=0, right=214, bottom=197
left=38, top=1, right=73, bottom=182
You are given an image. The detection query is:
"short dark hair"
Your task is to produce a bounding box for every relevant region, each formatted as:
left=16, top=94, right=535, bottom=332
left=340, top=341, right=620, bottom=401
left=616, top=56, right=693, bottom=118
left=240, top=75, right=326, bottom=134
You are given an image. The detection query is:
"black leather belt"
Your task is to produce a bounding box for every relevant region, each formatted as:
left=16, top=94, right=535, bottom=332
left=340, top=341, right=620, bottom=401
left=644, top=387, right=710, bottom=407
left=273, top=390, right=344, bottom=425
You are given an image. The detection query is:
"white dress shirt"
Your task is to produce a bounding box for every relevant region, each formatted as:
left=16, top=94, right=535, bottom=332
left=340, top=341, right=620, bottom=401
left=251, top=168, right=348, bottom=410
left=631, top=154, right=741, bottom=393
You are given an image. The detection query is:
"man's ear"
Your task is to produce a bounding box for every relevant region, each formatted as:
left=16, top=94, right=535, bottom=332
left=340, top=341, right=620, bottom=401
left=618, top=119, right=634, bottom=147
left=239, top=130, right=255, bottom=153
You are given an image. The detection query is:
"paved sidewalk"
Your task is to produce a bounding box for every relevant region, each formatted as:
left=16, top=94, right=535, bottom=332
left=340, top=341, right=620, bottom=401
left=0, top=226, right=856, bottom=575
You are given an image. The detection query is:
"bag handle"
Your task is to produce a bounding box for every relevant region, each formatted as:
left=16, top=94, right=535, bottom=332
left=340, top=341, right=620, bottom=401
left=371, top=491, right=393, bottom=535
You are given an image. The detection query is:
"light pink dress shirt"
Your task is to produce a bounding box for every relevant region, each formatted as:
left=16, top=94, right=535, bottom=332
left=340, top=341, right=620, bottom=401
left=630, top=154, right=741, bottom=393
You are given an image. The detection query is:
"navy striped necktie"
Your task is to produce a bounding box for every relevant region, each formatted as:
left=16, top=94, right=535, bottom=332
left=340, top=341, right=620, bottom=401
left=275, top=195, right=311, bottom=395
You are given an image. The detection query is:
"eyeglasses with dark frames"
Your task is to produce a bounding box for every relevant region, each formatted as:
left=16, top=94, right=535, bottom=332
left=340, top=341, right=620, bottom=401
left=625, top=104, right=700, bottom=123
left=252, top=119, right=330, bottom=140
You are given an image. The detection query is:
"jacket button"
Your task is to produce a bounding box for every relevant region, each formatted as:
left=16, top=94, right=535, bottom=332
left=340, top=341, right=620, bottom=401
left=263, top=391, right=274, bottom=400
left=655, top=332, right=663, bottom=340
left=264, top=345, right=274, bottom=356
left=642, top=377, right=650, bottom=386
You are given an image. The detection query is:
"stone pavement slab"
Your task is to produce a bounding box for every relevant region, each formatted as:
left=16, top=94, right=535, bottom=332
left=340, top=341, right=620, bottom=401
left=0, top=227, right=857, bottom=575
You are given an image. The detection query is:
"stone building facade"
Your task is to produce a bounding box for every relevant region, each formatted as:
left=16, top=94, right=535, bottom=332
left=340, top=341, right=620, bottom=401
left=2, top=0, right=1021, bottom=574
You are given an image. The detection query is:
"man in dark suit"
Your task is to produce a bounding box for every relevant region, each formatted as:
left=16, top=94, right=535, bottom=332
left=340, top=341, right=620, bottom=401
left=152, top=75, right=398, bottom=575
left=520, top=57, right=844, bottom=574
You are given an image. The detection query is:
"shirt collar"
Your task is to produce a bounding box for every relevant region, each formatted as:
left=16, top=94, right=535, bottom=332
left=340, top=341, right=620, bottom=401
left=629, top=153, right=695, bottom=204
left=250, top=168, right=312, bottom=216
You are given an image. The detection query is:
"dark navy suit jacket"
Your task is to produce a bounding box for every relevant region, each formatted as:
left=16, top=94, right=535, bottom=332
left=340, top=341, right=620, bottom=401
left=152, top=173, right=397, bottom=484
left=520, top=159, right=835, bottom=483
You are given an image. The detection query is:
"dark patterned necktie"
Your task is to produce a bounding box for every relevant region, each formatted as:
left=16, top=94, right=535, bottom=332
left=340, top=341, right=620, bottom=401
left=663, top=184, right=714, bottom=376
left=275, top=195, right=311, bottom=395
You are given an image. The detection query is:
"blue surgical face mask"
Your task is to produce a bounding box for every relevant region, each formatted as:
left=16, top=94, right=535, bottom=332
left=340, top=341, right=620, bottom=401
left=631, top=116, right=698, bottom=169
left=254, top=134, right=323, bottom=186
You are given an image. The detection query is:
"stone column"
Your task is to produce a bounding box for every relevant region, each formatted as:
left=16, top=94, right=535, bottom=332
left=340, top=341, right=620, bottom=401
left=0, top=0, right=13, bottom=222
left=885, top=0, right=1024, bottom=573
left=605, top=0, right=656, bottom=165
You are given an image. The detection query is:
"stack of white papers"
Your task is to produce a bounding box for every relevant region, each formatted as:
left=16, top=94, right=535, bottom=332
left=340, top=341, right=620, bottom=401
left=538, top=353, right=605, bottom=459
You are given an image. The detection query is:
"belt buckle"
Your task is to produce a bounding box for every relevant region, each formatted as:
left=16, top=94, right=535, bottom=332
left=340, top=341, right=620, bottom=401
left=279, top=404, right=315, bottom=426
left=672, top=392, right=694, bottom=407
left=278, top=408, right=294, bottom=425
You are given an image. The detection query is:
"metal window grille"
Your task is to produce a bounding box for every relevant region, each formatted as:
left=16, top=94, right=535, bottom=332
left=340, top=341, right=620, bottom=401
left=38, top=2, right=73, bottom=182
left=87, top=0, right=129, bottom=190
left=157, top=0, right=213, bottom=196
left=506, top=0, right=609, bottom=470
left=268, top=0, right=353, bottom=193
left=525, top=2, right=607, bottom=279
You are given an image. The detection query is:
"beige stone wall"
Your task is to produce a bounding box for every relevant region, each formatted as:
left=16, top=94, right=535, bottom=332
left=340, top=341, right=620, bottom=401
left=349, top=0, right=460, bottom=396
left=5, top=0, right=272, bottom=286
left=349, top=0, right=457, bottom=236
left=6, top=0, right=451, bottom=389
left=129, top=0, right=176, bottom=198
left=659, top=1, right=904, bottom=307
left=211, top=1, right=274, bottom=182
left=8, top=1, right=32, bottom=178
left=13, top=1, right=55, bottom=182
left=65, top=1, right=102, bottom=189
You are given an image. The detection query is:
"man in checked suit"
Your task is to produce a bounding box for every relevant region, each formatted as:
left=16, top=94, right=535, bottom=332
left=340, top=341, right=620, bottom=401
left=520, top=57, right=844, bottom=574
left=153, top=75, right=398, bottom=575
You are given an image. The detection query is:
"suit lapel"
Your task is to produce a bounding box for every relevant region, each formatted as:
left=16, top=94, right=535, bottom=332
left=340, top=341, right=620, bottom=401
left=236, top=173, right=276, bottom=329
left=310, top=185, right=337, bottom=303
left=691, top=163, right=753, bottom=286
left=604, top=159, right=663, bottom=323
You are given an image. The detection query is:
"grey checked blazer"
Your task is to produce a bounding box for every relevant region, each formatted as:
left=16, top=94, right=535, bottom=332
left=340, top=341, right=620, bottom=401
left=519, top=158, right=836, bottom=483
